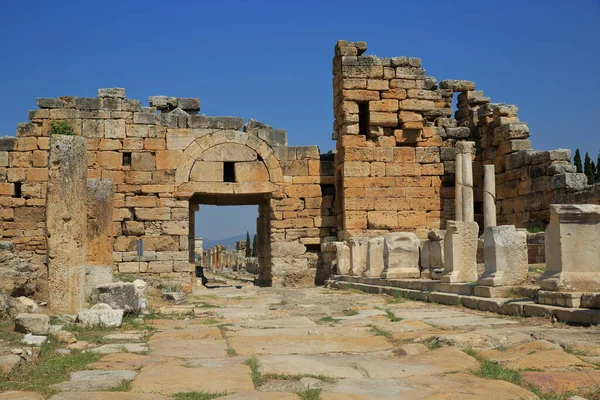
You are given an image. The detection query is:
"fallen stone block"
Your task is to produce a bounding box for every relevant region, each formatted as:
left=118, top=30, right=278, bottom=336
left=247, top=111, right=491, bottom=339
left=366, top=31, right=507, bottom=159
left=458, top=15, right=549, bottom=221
left=77, top=303, right=123, bottom=327
left=14, top=313, right=50, bottom=335
left=23, top=333, right=47, bottom=346
left=90, top=282, right=142, bottom=314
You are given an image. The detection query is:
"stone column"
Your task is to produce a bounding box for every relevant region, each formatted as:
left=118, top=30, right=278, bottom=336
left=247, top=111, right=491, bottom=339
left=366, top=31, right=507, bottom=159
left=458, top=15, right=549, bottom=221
left=440, top=220, right=479, bottom=283
left=381, top=232, right=420, bottom=279
left=85, top=179, right=114, bottom=297
left=457, top=141, right=475, bottom=223
left=363, top=237, right=384, bottom=278
left=539, top=204, right=600, bottom=292
left=478, top=225, right=528, bottom=286
left=483, top=165, right=497, bottom=227
left=454, top=150, right=463, bottom=222
left=47, top=135, right=88, bottom=314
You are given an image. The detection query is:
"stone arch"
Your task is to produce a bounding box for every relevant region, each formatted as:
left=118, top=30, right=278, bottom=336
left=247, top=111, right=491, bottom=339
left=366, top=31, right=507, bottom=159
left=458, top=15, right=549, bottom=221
left=175, top=130, right=283, bottom=187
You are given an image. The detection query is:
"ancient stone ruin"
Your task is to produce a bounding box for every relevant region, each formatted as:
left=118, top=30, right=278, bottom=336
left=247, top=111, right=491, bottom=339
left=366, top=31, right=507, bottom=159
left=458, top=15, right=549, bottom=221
left=0, top=40, right=599, bottom=317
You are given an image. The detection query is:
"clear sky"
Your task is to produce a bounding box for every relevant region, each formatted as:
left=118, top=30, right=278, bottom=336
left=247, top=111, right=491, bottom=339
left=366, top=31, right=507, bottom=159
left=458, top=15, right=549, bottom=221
left=1, top=1, right=599, bottom=239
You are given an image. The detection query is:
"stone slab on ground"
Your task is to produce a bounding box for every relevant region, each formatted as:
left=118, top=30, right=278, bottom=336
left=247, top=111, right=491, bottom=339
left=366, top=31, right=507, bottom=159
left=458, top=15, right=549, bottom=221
left=233, top=316, right=317, bottom=329
left=215, top=393, right=298, bottom=400
left=228, top=335, right=393, bottom=356
left=480, top=340, right=593, bottom=370
left=148, top=326, right=221, bottom=341
left=257, top=355, right=364, bottom=379
left=102, top=332, right=144, bottom=341
left=131, top=364, right=254, bottom=395
left=87, top=353, right=182, bottom=370
left=0, top=392, right=44, bottom=400
left=90, top=343, right=148, bottom=355
left=521, top=370, right=600, bottom=394
left=149, top=338, right=228, bottom=359
left=49, top=393, right=169, bottom=400
left=357, top=347, right=479, bottom=379
left=51, top=370, right=137, bottom=392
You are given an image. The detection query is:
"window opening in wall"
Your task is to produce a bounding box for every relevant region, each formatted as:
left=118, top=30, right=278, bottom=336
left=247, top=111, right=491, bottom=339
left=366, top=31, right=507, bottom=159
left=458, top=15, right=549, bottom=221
left=14, top=181, right=21, bottom=198
left=358, top=101, right=369, bottom=135
left=223, top=162, right=235, bottom=182
left=305, top=244, right=320, bottom=253
left=123, top=152, right=132, bottom=167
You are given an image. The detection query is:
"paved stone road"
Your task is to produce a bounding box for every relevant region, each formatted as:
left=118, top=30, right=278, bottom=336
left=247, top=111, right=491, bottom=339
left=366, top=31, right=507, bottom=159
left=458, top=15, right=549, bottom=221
left=3, top=282, right=600, bottom=399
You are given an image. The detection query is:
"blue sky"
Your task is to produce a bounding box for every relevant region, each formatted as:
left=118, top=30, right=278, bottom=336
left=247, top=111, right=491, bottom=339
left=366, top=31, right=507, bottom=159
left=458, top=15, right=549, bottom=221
left=1, top=1, right=599, bottom=240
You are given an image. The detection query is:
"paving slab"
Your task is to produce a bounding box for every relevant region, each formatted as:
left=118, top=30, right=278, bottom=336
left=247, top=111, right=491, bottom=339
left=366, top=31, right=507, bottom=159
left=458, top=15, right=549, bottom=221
left=51, top=370, right=137, bottom=392
left=215, top=393, right=298, bottom=400
left=90, top=343, right=148, bottom=355
left=87, top=353, right=182, bottom=370
left=521, top=370, right=600, bottom=394
left=149, top=338, right=228, bottom=359
left=257, top=355, right=364, bottom=379
left=480, top=340, right=593, bottom=370
left=232, top=316, right=317, bottom=329
left=131, top=364, right=254, bottom=394
left=49, top=393, right=169, bottom=400
left=228, top=335, right=393, bottom=356
left=148, top=326, right=221, bottom=341
left=358, top=347, right=479, bottom=379
left=0, top=392, right=44, bottom=400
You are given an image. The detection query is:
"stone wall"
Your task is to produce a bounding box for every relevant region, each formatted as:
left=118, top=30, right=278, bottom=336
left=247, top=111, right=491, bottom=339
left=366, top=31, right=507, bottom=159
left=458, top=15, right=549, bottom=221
left=0, top=89, right=336, bottom=286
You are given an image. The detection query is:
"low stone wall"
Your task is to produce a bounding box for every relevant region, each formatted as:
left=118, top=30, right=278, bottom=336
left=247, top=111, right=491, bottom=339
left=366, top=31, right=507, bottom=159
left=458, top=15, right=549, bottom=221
left=328, top=275, right=600, bottom=325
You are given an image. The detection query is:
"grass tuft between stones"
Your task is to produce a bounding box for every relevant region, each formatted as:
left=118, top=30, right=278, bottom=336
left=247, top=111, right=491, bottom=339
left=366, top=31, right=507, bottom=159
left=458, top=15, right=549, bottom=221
left=424, top=337, right=443, bottom=350
left=463, top=348, right=521, bottom=385
left=318, top=316, right=341, bottom=324
left=106, top=379, right=132, bottom=392
left=297, top=388, right=323, bottom=400
left=244, top=356, right=263, bottom=386
left=369, top=325, right=393, bottom=340
left=172, top=392, right=230, bottom=400
left=383, top=309, right=403, bottom=322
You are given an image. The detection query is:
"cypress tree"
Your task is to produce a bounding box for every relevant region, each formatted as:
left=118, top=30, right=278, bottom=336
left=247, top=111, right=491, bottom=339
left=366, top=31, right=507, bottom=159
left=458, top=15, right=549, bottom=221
left=252, top=234, right=257, bottom=257
left=596, top=154, right=600, bottom=183
left=584, top=152, right=594, bottom=184
left=245, top=231, right=251, bottom=257
left=591, top=161, right=597, bottom=184
left=574, top=149, right=583, bottom=173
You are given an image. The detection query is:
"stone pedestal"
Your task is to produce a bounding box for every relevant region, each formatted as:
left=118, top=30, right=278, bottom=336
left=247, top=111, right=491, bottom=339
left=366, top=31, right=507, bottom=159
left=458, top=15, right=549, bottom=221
left=457, top=142, right=475, bottom=223
left=321, top=242, right=350, bottom=275
left=478, top=225, right=528, bottom=286
left=47, top=135, right=88, bottom=314
left=538, top=204, right=600, bottom=292
left=483, top=165, right=497, bottom=227
left=381, top=232, right=420, bottom=279
left=348, top=237, right=369, bottom=276
left=363, top=237, right=384, bottom=278
left=440, top=221, right=479, bottom=283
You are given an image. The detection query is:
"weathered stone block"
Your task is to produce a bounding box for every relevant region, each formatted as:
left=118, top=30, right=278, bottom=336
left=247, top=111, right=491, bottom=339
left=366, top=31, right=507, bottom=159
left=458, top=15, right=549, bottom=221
left=348, top=236, right=369, bottom=276
left=363, top=237, right=384, bottom=278
left=14, top=313, right=50, bottom=335
left=90, top=282, right=142, bottom=314
left=539, top=204, right=600, bottom=292
left=381, top=232, right=420, bottom=279
left=440, top=221, right=479, bottom=283
left=478, top=225, right=528, bottom=286
left=98, top=88, right=126, bottom=99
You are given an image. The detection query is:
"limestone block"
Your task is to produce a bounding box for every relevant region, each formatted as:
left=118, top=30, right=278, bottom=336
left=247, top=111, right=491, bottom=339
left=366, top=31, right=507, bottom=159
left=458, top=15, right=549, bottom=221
left=190, top=161, right=223, bottom=182
left=14, top=313, right=50, bottom=335
left=539, top=204, right=600, bottom=292
left=440, top=221, right=479, bottom=283
left=98, top=88, right=126, bottom=99
left=90, top=282, right=142, bottom=314
left=84, top=265, right=113, bottom=299
left=363, top=236, right=385, bottom=277
left=235, top=161, right=269, bottom=182
left=381, top=232, right=420, bottom=279
left=429, top=239, right=444, bottom=269
left=86, top=179, right=114, bottom=266
left=348, top=236, right=369, bottom=276
left=47, top=135, right=88, bottom=314
left=77, top=303, right=123, bottom=327
left=201, top=143, right=256, bottom=162
left=478, top=225, right=528, bottom=286
left=321, top=241, right=350, bottom=276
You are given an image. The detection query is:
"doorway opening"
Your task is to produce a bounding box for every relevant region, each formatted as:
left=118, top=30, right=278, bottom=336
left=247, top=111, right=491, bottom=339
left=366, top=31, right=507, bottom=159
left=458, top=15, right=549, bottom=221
left=190, top=193, right=271, bottom=285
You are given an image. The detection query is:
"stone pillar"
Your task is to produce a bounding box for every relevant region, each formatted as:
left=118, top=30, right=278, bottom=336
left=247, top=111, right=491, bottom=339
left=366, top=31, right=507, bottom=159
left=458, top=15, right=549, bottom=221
left=86, top=179, right=114, bottom=266
left=457, top=141, right=475, bottom=223
left=483, top=165, right=497, bottom=227
left=478, top=225, right=528, bottom=286
left=85, top=179, right=114, bottom=297
left=321, top=242, right=350, bottom=276
left=455, top=150, right=463, bottom=222
left=381, top=232, right=420, bottom=279
left=348, top=236, right=369, bottom=276
left=46, top=135, right=88, bottom=314
left=539, top=204, right=600, bottom=292
left=440, top=220, right=479, bottom=283
left=363, top=237, right=384, bottom=278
